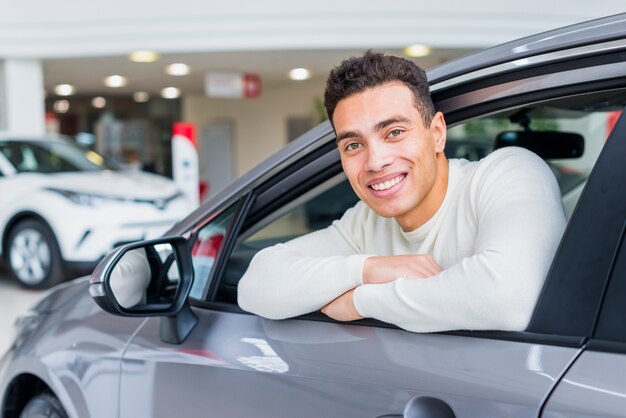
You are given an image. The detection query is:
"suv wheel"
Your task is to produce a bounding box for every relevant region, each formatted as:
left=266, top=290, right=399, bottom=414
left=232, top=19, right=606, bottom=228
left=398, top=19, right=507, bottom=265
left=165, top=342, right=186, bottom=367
left=19, top=392, right=68, bottom=418
left=7, top=219, right=64, bottom=289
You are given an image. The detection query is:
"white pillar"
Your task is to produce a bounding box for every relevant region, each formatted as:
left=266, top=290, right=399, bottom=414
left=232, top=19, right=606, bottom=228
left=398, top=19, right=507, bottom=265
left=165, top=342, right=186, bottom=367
left=0, top=59, right=45, bottom=135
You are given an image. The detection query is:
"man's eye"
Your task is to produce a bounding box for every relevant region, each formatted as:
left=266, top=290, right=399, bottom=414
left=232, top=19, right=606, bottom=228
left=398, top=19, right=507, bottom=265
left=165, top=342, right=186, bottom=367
left=345, top=143, right=361, bottom=152
left=388, top=129, right=403, bottom=138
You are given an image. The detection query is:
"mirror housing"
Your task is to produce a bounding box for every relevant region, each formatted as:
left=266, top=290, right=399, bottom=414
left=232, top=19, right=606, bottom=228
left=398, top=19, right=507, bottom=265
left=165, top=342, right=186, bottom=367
left=89, top=236, right=198, bottom=344
left=495, top=130, right=584, bottom=159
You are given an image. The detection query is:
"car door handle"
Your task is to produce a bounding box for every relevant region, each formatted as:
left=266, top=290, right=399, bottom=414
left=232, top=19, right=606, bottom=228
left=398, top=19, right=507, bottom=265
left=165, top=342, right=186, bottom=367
left=376, top=396, right=456, bottom=418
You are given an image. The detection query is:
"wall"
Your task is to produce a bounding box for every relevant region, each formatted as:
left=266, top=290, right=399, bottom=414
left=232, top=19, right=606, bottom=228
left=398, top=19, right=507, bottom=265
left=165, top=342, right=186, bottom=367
left=184, top=78, right=326, bottom=177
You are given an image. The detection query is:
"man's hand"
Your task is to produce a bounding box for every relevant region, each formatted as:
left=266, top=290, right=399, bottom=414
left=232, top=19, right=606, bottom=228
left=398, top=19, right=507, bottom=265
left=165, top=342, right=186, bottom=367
left=363, top=254, right=442, bottom=284
left=321, top=289, right=363, bottom=322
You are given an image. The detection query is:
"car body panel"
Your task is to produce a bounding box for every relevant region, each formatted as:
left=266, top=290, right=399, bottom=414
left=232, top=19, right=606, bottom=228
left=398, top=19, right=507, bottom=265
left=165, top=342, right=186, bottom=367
left=0, top=280, right=146, bottom=418
left=121, top=311, right=578, bottom=418
left=542, top=350, right=626, bottom=417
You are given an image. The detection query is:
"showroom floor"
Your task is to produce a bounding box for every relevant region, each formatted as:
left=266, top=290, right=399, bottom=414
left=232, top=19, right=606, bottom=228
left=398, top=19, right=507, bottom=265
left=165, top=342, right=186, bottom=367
left=0, top=266, right=45, bottom=354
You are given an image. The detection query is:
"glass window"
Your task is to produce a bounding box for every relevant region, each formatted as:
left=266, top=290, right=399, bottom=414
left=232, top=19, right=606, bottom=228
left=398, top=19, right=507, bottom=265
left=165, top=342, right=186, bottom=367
left=189, top=204, right=237, bottom=300
left=447, top=91, right=624, bottom=219
left=0, top=140, right=111, bottom=173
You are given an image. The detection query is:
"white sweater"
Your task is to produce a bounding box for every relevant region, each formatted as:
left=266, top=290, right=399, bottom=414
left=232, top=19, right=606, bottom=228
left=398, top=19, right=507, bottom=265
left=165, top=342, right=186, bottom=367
left=238, top=147, right=566, bottom=332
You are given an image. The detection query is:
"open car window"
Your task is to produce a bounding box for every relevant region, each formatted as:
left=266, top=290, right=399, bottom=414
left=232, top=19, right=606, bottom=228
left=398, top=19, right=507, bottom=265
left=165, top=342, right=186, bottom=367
left=205, top=89, right=625, bottom=340
left=215, top=175, right=358, bottom=304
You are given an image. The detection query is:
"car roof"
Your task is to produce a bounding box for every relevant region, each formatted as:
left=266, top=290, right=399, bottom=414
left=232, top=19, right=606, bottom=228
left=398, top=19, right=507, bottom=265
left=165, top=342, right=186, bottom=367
left=427, top=13, right=626, bottom=86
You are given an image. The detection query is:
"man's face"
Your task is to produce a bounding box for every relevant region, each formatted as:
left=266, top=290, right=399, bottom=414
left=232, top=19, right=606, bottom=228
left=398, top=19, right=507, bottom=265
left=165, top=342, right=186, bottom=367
left=333, top=82, right=447, bottom=230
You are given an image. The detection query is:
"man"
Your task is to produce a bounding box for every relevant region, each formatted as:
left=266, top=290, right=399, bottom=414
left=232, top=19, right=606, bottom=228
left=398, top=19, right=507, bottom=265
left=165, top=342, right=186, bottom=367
left=238, top=51, right=565, bottom=332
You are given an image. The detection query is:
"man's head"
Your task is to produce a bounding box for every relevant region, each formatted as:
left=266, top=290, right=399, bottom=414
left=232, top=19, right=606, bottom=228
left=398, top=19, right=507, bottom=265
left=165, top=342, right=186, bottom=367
left=325, top=51, right=448, bottom=232
left=324, top=50, right=435, bottom=128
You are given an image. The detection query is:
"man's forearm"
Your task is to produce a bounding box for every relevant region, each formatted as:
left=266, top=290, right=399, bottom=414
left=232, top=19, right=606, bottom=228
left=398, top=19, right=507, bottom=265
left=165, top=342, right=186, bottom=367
left=237, top=226, right=368, bottom=319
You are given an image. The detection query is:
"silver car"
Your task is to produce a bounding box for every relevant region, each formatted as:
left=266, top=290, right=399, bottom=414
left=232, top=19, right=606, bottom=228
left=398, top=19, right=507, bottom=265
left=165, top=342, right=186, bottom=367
left=2, top=13, right=626, bottom=418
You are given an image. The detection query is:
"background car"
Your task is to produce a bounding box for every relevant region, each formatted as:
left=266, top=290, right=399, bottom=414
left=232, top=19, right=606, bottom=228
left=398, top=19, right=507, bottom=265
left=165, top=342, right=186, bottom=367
left=1, top=13, right=626, bottom=418
left=0, top=135, right=192, bottom=289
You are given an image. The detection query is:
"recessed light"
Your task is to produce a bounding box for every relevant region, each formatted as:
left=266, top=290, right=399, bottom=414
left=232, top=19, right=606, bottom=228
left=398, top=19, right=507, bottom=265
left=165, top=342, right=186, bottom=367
left=133, top=91, right=150, bottom=103
left=166, top=63, right=190, bottom=76
left=53, top=99, right=70, bottom=113
left=289, top=68, right=311, bottom=81
left=129, top=50, right=160, bottom=63
left=161, top=87, right=180, bottom=99
left=92, top=97, right=106, bottom=108
left=54, top=84, right=75, bottom=96
left=104, top=75, right=127, bottom=88
left=403, top=44, right=431, bottom=58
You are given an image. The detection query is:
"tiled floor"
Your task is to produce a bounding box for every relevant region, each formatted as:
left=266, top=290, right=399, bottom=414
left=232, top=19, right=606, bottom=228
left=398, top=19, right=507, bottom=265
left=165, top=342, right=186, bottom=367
left=0, top=267, right=46, bottom=354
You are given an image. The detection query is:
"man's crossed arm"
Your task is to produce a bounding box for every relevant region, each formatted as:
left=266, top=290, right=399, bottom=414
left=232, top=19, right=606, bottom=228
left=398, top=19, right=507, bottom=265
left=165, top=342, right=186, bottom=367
left=321, top=255, right=442, bottom=321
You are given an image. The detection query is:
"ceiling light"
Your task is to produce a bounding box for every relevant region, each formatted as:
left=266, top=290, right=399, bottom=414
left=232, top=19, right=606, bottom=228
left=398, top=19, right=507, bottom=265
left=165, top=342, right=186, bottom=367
left=403, top=44, right=432, bottom=58
left=129, top=50, right=160, bottom=63
left=289, top=68, right=311, bottom=81
left=161, top=87, right=180, bottom=99
left=92, top=97, right=106, bottom=108
left=53, top=100, right=70, bottom=113
left=133, top=91, right=150, bottom=103
left=54, top=84, right=75, bottom=96
left=104, top=75, right=127, bottom=88
left=166, top=63, right=190, bottom=76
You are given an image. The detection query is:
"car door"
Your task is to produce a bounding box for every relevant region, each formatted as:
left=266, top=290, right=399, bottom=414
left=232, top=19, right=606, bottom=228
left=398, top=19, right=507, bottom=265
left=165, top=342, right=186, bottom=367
left=117, top=137, right=588, bottom=417
left=539, top=108, right=626, bottom=418
left=117, top=37, right=626, bottom=417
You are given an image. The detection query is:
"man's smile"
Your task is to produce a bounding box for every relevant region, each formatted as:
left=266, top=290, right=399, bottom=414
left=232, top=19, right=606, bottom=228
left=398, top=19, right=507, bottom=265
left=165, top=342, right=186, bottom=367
left=368, top=174, right=407, bottom=192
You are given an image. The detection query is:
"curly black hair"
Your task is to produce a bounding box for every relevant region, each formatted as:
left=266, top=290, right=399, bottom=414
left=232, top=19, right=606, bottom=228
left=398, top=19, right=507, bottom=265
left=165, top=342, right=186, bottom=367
left=323, top=50, right=435, bottom=128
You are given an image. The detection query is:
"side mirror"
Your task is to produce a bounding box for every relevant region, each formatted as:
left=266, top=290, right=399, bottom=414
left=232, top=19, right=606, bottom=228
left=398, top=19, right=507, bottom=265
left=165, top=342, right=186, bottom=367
left=89, top=236, right=198, bottom=344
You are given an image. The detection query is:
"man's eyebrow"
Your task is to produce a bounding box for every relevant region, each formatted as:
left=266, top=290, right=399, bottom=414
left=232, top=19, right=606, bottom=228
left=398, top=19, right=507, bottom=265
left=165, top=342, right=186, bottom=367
left=335, top=130, right=360, bottom=143
left=374, top=116, right=412, bottom=132
left=335, top=116, right=412, bottom=144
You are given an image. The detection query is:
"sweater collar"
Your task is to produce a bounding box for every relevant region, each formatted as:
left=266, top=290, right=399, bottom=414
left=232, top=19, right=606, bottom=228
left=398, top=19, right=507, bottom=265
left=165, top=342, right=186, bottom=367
left=399, top=159, right=461, bottom=242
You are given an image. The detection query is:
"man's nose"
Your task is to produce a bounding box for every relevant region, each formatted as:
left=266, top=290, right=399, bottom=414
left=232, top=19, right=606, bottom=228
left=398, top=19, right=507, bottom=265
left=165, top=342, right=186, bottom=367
left=364, top=142, right=393, bottom=172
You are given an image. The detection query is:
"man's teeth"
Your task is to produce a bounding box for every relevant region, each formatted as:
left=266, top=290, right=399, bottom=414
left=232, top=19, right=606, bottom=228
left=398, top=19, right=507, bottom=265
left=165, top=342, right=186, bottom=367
left=371, top=175, right=405, bottom=191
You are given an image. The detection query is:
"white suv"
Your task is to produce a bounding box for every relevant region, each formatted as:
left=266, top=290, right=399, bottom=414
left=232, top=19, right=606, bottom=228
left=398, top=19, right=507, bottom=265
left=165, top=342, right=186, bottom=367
left=0, top=135, right=193, bottom=288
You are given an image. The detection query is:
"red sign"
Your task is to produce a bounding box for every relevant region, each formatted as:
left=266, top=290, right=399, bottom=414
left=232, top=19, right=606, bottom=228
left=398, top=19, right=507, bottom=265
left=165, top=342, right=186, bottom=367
left=243, top=73, right=262, bottom=98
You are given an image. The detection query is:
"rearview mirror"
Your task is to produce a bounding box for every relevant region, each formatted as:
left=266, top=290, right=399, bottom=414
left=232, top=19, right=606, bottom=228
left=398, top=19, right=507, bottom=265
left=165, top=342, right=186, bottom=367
left=495, top=130, right=584, bottom=159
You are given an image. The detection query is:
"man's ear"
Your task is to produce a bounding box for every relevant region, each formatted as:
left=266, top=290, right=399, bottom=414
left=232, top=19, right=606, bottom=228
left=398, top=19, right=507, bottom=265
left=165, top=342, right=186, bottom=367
left=430, top=112, right=447, bottom=153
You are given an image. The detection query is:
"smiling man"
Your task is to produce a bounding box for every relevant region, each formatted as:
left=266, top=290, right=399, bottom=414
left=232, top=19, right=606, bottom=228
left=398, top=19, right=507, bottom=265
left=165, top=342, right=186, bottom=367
left=238, top=51, right=566, bottom=332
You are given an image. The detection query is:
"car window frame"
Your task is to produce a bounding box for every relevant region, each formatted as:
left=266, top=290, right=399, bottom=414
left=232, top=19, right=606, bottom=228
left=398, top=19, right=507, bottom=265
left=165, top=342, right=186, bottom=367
left=187, top=192, right=255, bottom=303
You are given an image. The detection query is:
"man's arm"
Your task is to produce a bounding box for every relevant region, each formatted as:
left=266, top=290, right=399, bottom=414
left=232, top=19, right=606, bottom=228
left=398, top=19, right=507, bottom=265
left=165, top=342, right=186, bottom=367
left=237, top=219, right=369, bottom=319
left=238, top=202, right=445, bottom=320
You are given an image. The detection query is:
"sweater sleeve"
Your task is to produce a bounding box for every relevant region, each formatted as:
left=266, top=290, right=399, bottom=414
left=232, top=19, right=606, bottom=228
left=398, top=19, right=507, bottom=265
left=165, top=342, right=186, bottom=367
left=353, top=148, right=567, bottom=332
left=238, top=202, right=371, bottom=319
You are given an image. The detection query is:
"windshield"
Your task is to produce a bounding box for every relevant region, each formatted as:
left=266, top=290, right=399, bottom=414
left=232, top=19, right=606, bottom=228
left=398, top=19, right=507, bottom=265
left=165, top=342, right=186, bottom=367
left=0, top=139, right=114, bottom=173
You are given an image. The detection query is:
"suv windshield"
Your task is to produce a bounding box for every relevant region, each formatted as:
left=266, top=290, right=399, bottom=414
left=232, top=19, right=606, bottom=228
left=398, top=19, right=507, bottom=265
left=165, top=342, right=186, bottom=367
left=0, top=139, right=114, bottom=173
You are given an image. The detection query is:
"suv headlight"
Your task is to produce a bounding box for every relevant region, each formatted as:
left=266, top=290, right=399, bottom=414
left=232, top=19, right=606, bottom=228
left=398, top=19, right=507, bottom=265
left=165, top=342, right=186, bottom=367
left=45, top=187, right=124, bottom=207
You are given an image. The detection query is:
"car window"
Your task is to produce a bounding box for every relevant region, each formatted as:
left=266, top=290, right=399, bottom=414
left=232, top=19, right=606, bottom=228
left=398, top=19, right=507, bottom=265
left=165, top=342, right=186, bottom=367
left=207, top=89, right=625, bottom=326
left=447, top=92, right=623, bottom=220
left=0, top=140, right=109, bottom=173
left=189, top=204, right=237, bottom=300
